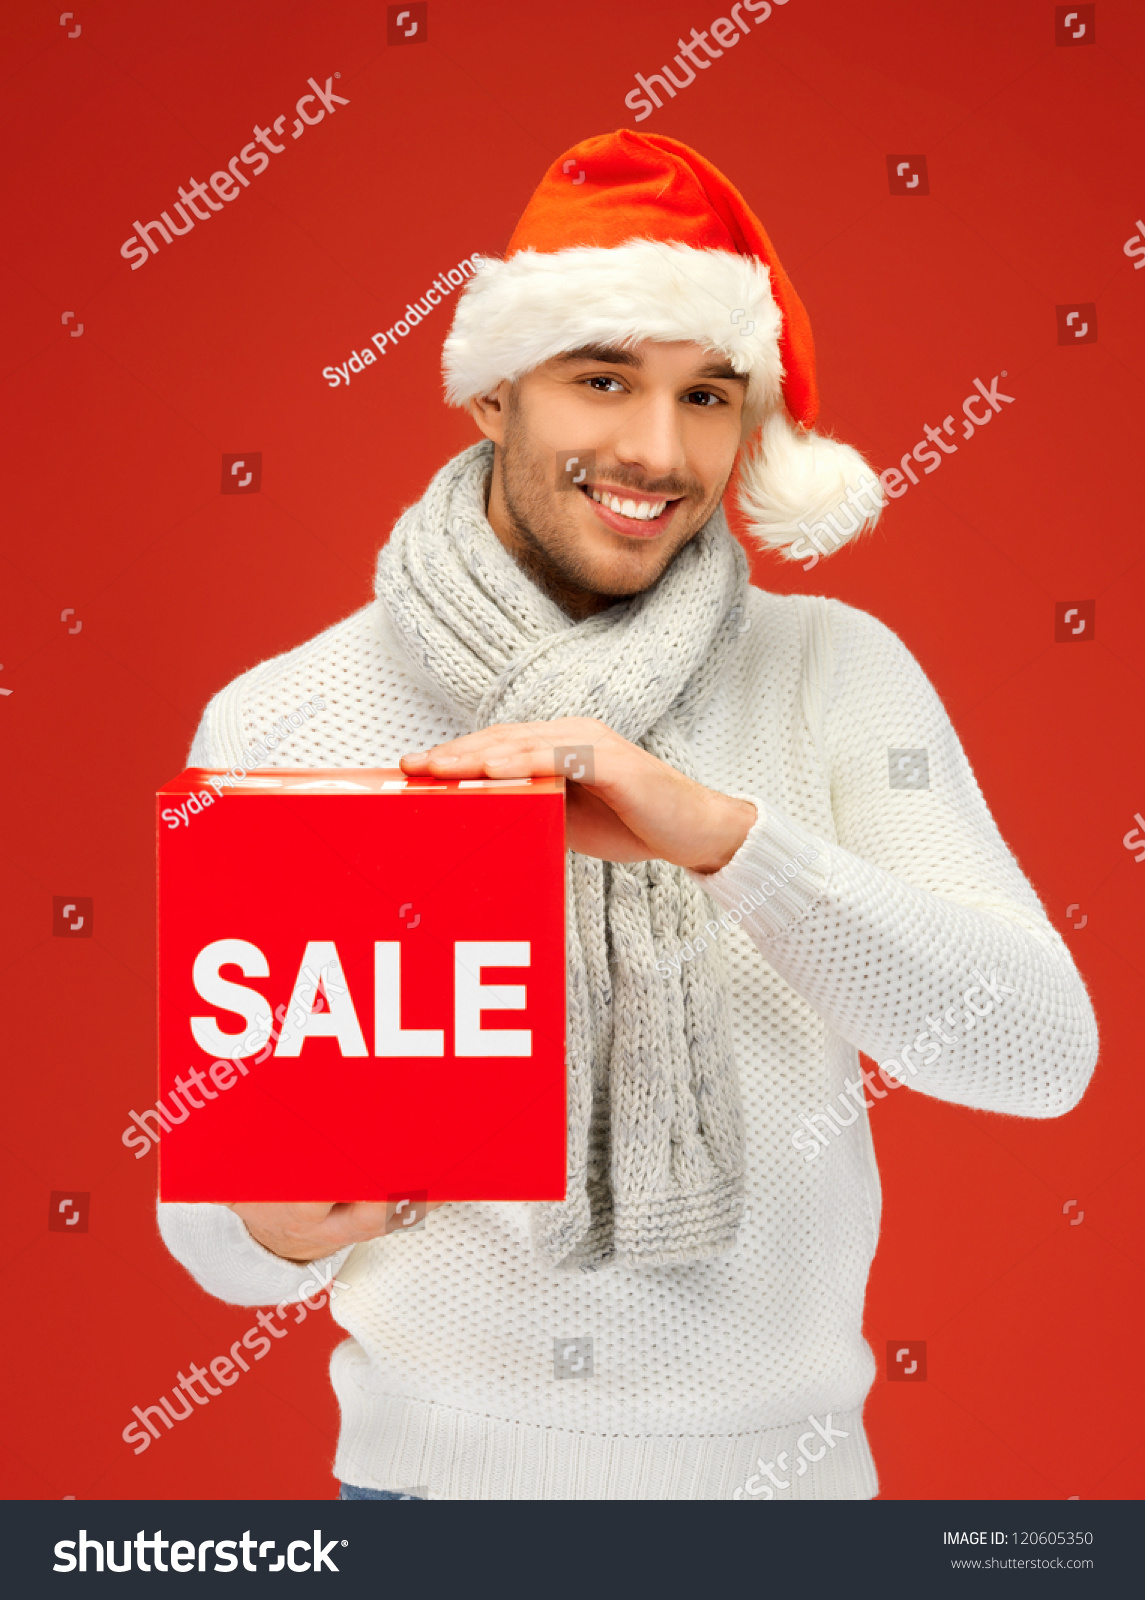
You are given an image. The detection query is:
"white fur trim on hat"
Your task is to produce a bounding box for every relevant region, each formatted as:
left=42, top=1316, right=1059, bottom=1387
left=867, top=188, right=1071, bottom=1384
left=442, top=238, right=883, bottom=561
left=443, top=239, right=784, bottom=412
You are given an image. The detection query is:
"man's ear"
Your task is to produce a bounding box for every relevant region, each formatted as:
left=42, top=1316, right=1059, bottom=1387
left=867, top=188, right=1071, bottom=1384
left=466, top=381, right=511, bottom=445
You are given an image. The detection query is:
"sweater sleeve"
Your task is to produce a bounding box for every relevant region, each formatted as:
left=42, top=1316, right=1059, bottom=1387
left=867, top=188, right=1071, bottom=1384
left=157, top=1201, right=353, bottom=1309
left=690, top=601, right=1097, bottom=1118
left=187, top=676, right=250, bottom=770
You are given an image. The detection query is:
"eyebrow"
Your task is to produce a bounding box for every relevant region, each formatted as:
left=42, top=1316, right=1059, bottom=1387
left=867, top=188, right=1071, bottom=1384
left=554, top=344, right=748, bottom=384
left=555, top=343, right=641, bottom=368
left=693, top=359, right=748, bottom=384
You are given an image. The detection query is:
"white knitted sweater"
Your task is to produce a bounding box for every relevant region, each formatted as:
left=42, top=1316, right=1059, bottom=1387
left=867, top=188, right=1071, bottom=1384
left=159, top=580, right=1096, bottom=1500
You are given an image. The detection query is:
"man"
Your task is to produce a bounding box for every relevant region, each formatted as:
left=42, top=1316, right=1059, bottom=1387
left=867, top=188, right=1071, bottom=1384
left=160, top=130, right=1097, bottom=1500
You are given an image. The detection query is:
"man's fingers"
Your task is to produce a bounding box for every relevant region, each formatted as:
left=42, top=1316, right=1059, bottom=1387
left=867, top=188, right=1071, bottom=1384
left=400, top=719, right=610, bottom=774
left=334, top=1201, right=390, bottom=1236
left=229, top=1198, right=447, bottom=1262
left=405, top=749, right=552, bottom=779
left=405, top=736, right=613, bottom=783
left=228, top=1201, right=336, bottom=1223
left=486, top=743, right=562, bottom=775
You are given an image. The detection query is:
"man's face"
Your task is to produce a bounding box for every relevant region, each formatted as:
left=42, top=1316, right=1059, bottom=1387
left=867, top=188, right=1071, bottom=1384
left=469, top=340, right=751, bottom=615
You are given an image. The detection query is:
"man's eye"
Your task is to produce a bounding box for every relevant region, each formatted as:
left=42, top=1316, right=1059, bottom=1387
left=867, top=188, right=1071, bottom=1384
left=685, top=390, right=723, bottom=407
left=586, top=375, right=625, bottom=392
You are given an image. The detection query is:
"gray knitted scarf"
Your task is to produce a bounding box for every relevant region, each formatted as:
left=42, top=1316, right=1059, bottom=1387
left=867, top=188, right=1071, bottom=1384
left=375, top=441, right=748, bottom=1268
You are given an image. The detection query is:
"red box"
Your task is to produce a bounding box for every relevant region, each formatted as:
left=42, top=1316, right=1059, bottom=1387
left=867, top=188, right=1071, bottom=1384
left=156, top=769, right=567, bottom=1202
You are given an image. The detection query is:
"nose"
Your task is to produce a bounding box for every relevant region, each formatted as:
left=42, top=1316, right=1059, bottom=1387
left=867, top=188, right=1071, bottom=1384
left=609, top=391, right=688, bottom=484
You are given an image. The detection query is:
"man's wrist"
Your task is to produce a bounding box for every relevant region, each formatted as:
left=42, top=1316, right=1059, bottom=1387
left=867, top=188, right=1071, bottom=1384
left=690, top=794, right=758, bottom=876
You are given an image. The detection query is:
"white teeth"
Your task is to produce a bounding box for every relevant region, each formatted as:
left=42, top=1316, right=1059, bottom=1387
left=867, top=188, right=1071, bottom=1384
left=589, top=488, right=668, bottom=521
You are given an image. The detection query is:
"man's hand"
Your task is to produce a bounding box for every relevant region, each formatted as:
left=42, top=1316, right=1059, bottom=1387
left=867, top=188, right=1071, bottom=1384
left=228, top=1201, right=441, bottom=1263
left=401, top=717, right=757, bottom=875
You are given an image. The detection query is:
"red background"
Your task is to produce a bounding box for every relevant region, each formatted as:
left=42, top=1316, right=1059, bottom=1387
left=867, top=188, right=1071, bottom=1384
left=2, top=0, right=1142, bottom=1500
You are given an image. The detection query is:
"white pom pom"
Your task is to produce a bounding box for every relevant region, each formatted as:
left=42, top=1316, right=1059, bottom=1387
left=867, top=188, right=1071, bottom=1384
left=737, top=409, right=884, bottom=561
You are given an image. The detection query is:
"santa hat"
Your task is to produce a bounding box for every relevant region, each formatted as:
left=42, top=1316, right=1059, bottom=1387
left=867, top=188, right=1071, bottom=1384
left=442, top=129, right=882, bottom=559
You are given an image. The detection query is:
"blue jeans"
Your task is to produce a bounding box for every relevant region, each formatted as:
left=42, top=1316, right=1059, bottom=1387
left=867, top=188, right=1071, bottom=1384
left=339, top=1483, right=425, bottom=1500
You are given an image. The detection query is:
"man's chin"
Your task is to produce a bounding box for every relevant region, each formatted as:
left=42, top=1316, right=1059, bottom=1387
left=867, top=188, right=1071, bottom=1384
left=569, top=539, right=692, bottom=600
left=573, top=502, right=707, bottom=581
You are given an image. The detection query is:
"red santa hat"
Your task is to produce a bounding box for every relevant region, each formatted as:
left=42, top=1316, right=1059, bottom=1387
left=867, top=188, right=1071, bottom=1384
left=442, top=128, right=882, bottom=558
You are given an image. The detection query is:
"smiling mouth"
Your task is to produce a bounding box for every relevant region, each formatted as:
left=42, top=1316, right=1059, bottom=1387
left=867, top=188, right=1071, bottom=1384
left=580, top=483, right=683, bottom=529
left=589, top=485, right=668, bottom=521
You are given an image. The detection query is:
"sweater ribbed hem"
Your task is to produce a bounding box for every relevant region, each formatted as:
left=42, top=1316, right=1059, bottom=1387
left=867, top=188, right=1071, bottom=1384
left=690, top=795, right=831, bottom=941
left=330, top=1344, right=876, bottom=1500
